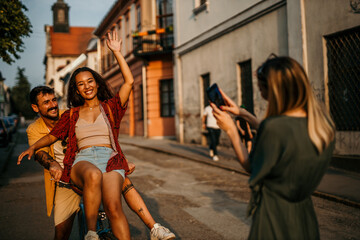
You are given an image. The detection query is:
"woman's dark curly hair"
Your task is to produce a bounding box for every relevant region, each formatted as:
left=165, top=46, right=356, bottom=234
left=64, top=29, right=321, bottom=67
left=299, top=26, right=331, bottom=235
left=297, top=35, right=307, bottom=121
left=67, top=67, right=113, bottom=108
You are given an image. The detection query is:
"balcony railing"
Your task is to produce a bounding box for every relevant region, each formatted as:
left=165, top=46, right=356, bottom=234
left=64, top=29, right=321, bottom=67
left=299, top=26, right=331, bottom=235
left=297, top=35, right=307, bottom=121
left=132, top=26, right=174, bottom=57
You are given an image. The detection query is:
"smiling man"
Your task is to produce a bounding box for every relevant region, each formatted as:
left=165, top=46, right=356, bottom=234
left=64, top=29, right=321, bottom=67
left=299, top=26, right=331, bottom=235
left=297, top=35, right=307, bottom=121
left=27, top=86, right=80, bottom=240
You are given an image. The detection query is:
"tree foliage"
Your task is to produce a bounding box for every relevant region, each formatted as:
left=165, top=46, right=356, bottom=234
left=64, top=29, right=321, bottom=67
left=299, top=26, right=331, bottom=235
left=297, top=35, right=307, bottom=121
left=11, top=67, right=35, bottom=119
left=0, top=0, right=32, bottom=64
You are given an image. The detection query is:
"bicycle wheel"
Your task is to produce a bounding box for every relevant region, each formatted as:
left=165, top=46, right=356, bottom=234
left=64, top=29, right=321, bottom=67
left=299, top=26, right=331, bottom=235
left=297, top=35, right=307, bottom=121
left=78, top=203, right=87, bottom=240
left=97, top=210, right=116, bottom=240
left=99, top=231, right=117, bottom=240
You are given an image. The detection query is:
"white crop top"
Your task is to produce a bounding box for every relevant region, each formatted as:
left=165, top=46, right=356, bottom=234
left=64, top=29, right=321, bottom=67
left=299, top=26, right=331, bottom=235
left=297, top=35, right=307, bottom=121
left=75, top=113, right=111, bottom=149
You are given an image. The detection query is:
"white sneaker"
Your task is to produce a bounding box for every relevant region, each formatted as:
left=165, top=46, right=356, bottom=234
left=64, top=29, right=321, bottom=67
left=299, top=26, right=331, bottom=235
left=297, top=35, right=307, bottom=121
left=84, top=230, right=99, bottom=240
left=209, top=149, right=214, bottom=157
left=150, top=223, right=176, bottom=240
left=213, top=155, right=219, bottom=161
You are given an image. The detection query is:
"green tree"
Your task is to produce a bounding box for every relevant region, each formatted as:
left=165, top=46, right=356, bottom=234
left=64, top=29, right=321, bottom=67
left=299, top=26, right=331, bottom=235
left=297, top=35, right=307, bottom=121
left=0, top=0, right=32, bottom=64
left=11, top=67, right=35, bottom=119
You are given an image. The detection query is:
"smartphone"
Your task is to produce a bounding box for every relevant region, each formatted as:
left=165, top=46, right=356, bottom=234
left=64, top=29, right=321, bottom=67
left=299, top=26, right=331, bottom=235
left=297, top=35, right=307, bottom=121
left=206, top=83, right=225, bottom=108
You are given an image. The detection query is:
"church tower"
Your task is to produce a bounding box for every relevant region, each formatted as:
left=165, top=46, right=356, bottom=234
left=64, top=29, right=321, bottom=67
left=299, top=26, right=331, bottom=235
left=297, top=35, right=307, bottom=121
left=52, top=0, right=70, bottom=32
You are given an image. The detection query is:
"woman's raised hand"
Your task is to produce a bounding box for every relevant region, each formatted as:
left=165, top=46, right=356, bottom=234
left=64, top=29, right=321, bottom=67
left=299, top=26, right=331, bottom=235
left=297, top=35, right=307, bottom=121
left=106, top=30, right=122, bottom=53
left=17, top=146, right=35, bottom=165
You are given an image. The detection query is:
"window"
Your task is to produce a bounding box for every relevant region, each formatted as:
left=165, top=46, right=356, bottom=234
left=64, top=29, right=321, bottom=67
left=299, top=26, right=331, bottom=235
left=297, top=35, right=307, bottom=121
left=107, top=46, right=112, bottom=68
left=101, top=39, right=107, bottom=72
left=326, top=26, right=360, bottom=131
left=160, top=79, right=174, bottom=117
left=156, top=0, right=173, bottom=29
left=139, top=84, right=144, bottom=120
left=110, top=27, right=116, bottom=65
left=58, top=9, right=65, bottom=23
left=136, top=5, right=141, bottom=31
left=193, top=0, right=208, bottom=15
left=101, top=34, right=114, bottom=71
left=117, top=19, right=122, bottom=46
left=156, top=0, right=173, bottom=51
left=201, top=73, right=210, bottom=108
left=239, top=60, right=254, bottom=114
left=125, top=13, right=130, bottom=53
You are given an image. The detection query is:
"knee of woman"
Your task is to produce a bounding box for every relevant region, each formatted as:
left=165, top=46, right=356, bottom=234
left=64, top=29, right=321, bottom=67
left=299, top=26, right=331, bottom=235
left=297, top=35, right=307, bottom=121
left=85, top=169, right=103, bottom=183
left=105, top=201, right=123, bottom=218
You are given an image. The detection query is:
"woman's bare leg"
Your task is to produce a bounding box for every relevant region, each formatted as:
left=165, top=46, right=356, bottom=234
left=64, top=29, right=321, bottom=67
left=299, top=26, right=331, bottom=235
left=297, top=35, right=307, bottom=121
left=70, top=161, right=102, bottom=232
left=102, top=172, right=130, bottom=239
left=122, top=177, right=156, bottom=229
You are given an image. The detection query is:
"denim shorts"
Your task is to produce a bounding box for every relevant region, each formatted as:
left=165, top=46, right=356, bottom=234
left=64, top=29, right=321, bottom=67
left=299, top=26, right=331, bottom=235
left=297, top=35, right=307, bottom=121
left=73, top=146, right=125, bottom=180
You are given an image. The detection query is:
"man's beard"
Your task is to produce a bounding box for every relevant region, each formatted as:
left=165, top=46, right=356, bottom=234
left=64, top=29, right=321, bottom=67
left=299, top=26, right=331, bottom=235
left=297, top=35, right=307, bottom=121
left=44, top=114, right=59, bottom=121
left=42, top=107, right=60, bottom=121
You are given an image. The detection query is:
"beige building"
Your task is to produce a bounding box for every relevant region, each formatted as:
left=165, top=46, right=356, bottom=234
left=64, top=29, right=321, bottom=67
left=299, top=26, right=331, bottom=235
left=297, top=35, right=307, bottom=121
left=173, top=0, right=360, bottom=159
left=94, top=0, right=175, bottom=138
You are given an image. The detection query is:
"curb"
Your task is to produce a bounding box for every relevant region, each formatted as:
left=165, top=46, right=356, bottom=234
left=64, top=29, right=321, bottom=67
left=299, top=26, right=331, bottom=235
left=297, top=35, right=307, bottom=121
left=120, top=141, right=360, bottom=209
left=120, top=141, right=250, bottom=175
left=312, top=191, right=360, bottom=209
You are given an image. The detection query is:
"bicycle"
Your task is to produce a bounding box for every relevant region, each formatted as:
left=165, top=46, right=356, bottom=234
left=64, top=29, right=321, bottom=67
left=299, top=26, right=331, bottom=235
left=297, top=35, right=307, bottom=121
left=78, top=202, right=117, bottom=240
left=55, top=179, right=117, bottom=240
left=58, top=179, right=115, bottom=240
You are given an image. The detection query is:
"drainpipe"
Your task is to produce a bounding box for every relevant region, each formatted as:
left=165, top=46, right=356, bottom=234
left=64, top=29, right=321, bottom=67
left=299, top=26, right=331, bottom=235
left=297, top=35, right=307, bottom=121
left=176, top=55, right=184, bottom=143
left=142, top=62, right=148, bottom=138
left=300, top=0, right=308, bottom=73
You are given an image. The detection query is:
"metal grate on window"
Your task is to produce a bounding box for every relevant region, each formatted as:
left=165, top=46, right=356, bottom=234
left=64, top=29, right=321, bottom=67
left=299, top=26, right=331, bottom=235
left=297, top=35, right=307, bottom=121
left=239, top=60, right=254, bottom=115
left=160, top=79, right=174, bottom=117
left=202, top=73, right=210, bottom=108
left=326, top=26, right=360, bottom=131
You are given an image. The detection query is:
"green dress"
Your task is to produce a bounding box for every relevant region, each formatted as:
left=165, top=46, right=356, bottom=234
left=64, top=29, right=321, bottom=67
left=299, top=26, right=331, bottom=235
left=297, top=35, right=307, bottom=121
left=247, top=116, right=334, bottom=240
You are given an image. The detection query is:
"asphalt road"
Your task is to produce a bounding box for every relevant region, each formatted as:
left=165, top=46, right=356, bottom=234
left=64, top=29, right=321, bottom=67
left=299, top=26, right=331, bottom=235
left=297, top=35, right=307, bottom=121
left=0, top=128, right=359, bottom=239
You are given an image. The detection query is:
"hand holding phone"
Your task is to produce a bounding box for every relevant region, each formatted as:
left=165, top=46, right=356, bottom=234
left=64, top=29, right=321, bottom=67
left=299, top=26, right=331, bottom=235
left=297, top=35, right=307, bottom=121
left=206, top=83, right=225, bottom=108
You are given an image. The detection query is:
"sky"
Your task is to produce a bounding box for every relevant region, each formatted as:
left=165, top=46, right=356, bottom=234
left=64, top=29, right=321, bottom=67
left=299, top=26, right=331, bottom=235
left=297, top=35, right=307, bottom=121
left=0, top=0, right=117, bottom=88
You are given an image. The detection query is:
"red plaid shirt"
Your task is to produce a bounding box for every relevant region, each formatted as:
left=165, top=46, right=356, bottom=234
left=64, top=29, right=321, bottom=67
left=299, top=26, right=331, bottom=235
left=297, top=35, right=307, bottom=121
left=50, top=94, right=129, bottom=182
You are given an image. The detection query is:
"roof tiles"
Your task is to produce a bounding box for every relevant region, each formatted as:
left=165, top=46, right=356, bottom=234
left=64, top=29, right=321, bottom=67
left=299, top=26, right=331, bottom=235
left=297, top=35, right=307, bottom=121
left=50, top=26, right=95, bottom=56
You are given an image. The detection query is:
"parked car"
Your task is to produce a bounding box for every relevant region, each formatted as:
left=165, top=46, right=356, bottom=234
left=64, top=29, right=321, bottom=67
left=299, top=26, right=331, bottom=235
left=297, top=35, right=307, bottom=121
left=0, top=118, right=11, bottom=147
left=9, top=114, right=19, bottom=129
left=3, top=116, right=17, bottom=133
left=2, top=117, right=15, bottom=135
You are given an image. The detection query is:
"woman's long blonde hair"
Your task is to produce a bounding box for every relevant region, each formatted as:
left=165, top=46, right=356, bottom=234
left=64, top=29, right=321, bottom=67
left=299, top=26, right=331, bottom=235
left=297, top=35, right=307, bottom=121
left=256, top=56, right=335, bottom=153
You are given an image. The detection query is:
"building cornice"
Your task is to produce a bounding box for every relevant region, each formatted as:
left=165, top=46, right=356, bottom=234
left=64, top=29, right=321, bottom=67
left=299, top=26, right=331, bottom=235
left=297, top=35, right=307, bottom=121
left=174, top=0, right=286, bottom=57
left=94, top=0, right=132, bottom=37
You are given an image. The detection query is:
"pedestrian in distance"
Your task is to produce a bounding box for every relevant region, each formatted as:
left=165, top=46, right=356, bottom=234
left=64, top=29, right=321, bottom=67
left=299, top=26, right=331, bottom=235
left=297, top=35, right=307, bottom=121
left=202, top=104, right=221, bottom=161
left=210, top=55, right=335, bottom=239
left=18, top=30, right=175, bottom=240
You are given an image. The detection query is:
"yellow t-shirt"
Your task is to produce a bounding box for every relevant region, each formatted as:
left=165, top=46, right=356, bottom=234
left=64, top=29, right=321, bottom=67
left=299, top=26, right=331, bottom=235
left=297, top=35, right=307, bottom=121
left=26, top=110, right=65, bottom=216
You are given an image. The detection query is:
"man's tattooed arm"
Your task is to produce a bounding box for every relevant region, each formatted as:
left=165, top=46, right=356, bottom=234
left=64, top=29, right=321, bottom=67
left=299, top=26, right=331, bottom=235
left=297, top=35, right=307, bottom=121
left=34, top=151, right=57, bottom=170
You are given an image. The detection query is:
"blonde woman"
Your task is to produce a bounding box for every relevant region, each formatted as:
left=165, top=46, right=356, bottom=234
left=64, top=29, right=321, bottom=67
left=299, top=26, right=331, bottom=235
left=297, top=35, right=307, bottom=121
left=211, top=56, right=335, bottom=239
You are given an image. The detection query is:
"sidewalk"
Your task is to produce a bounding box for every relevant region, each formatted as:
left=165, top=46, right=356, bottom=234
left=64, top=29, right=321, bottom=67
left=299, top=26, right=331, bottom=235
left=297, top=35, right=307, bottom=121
left=119, top=135, right=360, bottom=208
